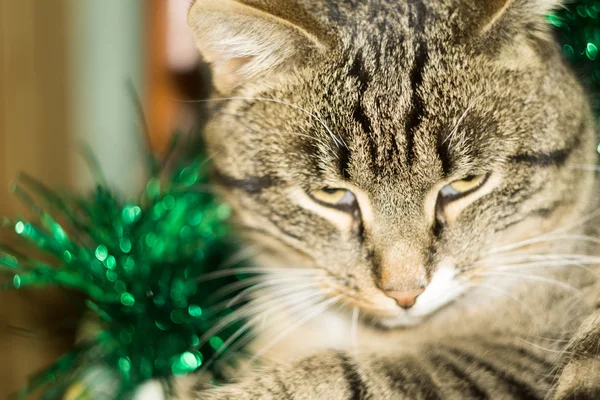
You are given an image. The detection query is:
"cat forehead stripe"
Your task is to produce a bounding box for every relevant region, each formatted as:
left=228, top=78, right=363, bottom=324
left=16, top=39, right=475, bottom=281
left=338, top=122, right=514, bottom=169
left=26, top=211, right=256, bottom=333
left=404, top=0, right=429, bottom=167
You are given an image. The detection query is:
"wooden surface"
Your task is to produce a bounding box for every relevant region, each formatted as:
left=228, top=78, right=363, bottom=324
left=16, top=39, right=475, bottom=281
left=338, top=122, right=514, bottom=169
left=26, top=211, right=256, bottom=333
left=0, top=0, right=77, bottom=397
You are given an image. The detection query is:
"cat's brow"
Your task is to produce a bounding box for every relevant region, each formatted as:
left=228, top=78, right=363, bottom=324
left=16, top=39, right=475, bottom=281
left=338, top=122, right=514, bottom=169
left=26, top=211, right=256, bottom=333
left=508, top=139, right=580, bottom=167
left=213, top=170, right=279, bottom=195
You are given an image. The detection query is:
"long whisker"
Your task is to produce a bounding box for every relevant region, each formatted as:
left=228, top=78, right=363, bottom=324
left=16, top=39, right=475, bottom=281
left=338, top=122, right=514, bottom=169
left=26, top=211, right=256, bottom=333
left=516, top=337, right=575, bottom=355
left=472, top=271, right=583, bottom=295
left=200, top=289, right=313, bottom=342
left=443, top=98, right=478, bottom=147
left=472, top=254, right=600, bottom=278
left=486, top=234, right=600, bottom=256
left=207, top=296, right=314, bottom=375
left=552, top=207, right=600, bottom=235
left=479, top=253, right=600, bottom=264
left=217, top=289, right=340, bottom=369
left=198, top=287, right=330, bottom=348
left=205, top=272, right=329, bottom=304
left=474, top=282, right=535, bottom=317
left=527, top=334, right=570, bottom=344
left=217, top=244, right=262, bottom=270
left=227, top=277, right=334, bottom=307
left=486, top=262, right=599, bottom=279
left=201, top=291, right=336, bottom=373
left=196, top=266, right=319, bottom=282
left=351, top=306, right=359, bottom=354
left=484, top=208, right=600, bottom=257
left=475, top=254, right=600, bottom=274
left=208, top=290, right=335, bottom=370
left=249, top=294, right=344, bottom=364
left=205, top=275, right=334, bottom=315
left=204, top=275, right=272, bottom=304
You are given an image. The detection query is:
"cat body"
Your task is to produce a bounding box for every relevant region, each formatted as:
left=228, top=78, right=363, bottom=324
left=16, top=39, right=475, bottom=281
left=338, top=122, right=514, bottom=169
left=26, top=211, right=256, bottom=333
left=176, top=0, right=600, bottom=398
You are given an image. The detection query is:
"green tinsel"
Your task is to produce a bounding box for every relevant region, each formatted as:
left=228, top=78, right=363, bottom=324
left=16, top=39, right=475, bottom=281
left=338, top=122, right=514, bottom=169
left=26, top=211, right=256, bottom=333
left=1, top=143, right=250, bottom=399
left=2, top=1, right=600, bottom=399
left=551, top=0, right=600, bottom=112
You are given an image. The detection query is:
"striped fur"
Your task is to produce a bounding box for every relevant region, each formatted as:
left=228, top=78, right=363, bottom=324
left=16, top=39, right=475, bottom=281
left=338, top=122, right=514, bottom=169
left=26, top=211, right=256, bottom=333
left=182, top=0, right=600, bottom=398
left=179, top=337, right=558, bottom=399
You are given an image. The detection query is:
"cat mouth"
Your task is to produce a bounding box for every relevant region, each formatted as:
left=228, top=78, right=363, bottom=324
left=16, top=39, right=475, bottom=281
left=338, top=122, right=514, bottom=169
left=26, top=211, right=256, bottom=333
left=320, top=267, right=471, bottom=327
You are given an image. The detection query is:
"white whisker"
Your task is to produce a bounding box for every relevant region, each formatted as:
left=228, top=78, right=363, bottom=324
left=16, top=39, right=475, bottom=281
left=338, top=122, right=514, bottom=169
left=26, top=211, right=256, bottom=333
left=204, top=275, right=271, bottom=303
left=201, top=291, right=336, bottom=373
left=196, top=266, right=318, bottom=282
left=474, top=282, right=535, bottom=317
left=486, top=234, right=600, bottom=256
left=249, top=294, right=344, bottom=363
left=443, top=98, right=478, bottom=147
left=217, top=244, right=262, bottom=270
left=516, top=337, right=573, bottom=355
left=351, top=306, right=359, bottom=354
left=480, top=253, right=600, bottom=264
left=227, top=277, right=334, bottom=307
left=206, top=290, right=334, bottom=370
left=472, top=271, right=583, bottom=295
left=486, top=261, right=600, bottom=278
left=198, top=287, right=327, bottom=346
left=552, top=207, right=600, bottom=235
left=205, top=276, right=330, bottom=314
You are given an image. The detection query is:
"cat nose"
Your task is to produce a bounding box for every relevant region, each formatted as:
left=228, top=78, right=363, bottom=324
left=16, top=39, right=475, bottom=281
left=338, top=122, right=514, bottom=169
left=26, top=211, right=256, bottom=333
left=384, top=288, right=425, bottom=309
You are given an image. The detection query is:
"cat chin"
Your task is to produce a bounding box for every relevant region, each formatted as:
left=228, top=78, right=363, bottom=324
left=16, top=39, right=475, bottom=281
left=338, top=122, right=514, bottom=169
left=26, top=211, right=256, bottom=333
left=376, top=314, right=427, bottom=329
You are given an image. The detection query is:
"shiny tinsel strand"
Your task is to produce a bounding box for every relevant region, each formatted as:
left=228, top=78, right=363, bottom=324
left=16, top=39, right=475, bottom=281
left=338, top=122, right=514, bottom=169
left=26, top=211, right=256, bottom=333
left=1, top=144, right=251, bottom=399
left=552, top=0, right=600, bottom=111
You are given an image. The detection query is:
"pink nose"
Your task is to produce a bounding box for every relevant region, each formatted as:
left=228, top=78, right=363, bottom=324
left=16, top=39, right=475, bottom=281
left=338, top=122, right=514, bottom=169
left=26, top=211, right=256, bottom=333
left=384, top=288, right=425, bottom=309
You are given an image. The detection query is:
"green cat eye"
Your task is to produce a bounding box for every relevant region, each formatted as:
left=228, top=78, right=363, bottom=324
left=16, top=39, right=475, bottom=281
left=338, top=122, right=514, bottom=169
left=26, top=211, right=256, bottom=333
left=439, top=174, right=489, bottom=201
left=309, top=188, right=357, bottom=210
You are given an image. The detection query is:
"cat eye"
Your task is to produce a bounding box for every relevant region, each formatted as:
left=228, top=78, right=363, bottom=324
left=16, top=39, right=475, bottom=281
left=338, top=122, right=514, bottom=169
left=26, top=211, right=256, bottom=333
left=435, top=174, right=490, bottom=226
left=309, top=188, right=357, bottom=210
left=439, top=174, right=489, bottom=202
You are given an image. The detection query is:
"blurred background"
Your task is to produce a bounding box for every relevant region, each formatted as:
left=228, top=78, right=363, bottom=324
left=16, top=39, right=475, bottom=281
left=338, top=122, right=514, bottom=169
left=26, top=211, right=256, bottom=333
left=0, top=0, right=207, bottom=396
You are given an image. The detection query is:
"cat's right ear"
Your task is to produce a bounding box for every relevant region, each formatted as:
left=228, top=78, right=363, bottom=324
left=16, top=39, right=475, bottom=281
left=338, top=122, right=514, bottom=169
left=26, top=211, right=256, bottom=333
left=188, top=0, right=327, bottom=94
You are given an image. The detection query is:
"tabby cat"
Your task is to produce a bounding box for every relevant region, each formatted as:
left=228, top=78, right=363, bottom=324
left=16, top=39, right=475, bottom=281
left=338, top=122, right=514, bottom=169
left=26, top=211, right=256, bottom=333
left=179, top=0, right=600, bottom=398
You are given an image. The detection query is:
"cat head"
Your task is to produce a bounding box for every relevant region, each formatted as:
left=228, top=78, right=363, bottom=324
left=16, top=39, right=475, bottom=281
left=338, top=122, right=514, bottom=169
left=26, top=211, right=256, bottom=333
left=189, top=0, right=597, bottom=327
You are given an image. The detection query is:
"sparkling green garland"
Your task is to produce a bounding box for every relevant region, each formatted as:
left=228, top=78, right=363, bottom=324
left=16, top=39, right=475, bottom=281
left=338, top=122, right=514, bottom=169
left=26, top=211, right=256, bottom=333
left=1, top=143, right=250, bottom=399
left=2, top=1, right=600, bottom=399
left=550, top=1, right=600, bottom=113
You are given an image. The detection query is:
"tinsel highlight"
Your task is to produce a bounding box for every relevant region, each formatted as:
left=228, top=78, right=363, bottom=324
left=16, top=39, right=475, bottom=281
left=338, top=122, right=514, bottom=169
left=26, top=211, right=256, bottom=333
left=1, top=147, right=249, bottom=399
left=552, top=1, right=600, bottom=111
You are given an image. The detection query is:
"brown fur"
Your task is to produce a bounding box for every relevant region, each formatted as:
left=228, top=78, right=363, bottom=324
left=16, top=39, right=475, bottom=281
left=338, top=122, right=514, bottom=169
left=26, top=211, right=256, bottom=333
left=177, top=0, right=600, bottom=398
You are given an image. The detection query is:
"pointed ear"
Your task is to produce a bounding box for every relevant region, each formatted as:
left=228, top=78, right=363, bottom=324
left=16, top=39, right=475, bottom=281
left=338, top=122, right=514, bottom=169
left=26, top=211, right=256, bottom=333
left=482, top=0, right=564, bottom=33
left=188, top=0, right=326, bottom=94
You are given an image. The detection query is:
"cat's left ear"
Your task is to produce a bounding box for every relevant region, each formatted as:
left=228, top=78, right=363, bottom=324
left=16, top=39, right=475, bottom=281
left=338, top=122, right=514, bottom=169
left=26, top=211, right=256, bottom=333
left=188, top=0, right=328, bottom=94
left=482, top=0, right=564, bottom=33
